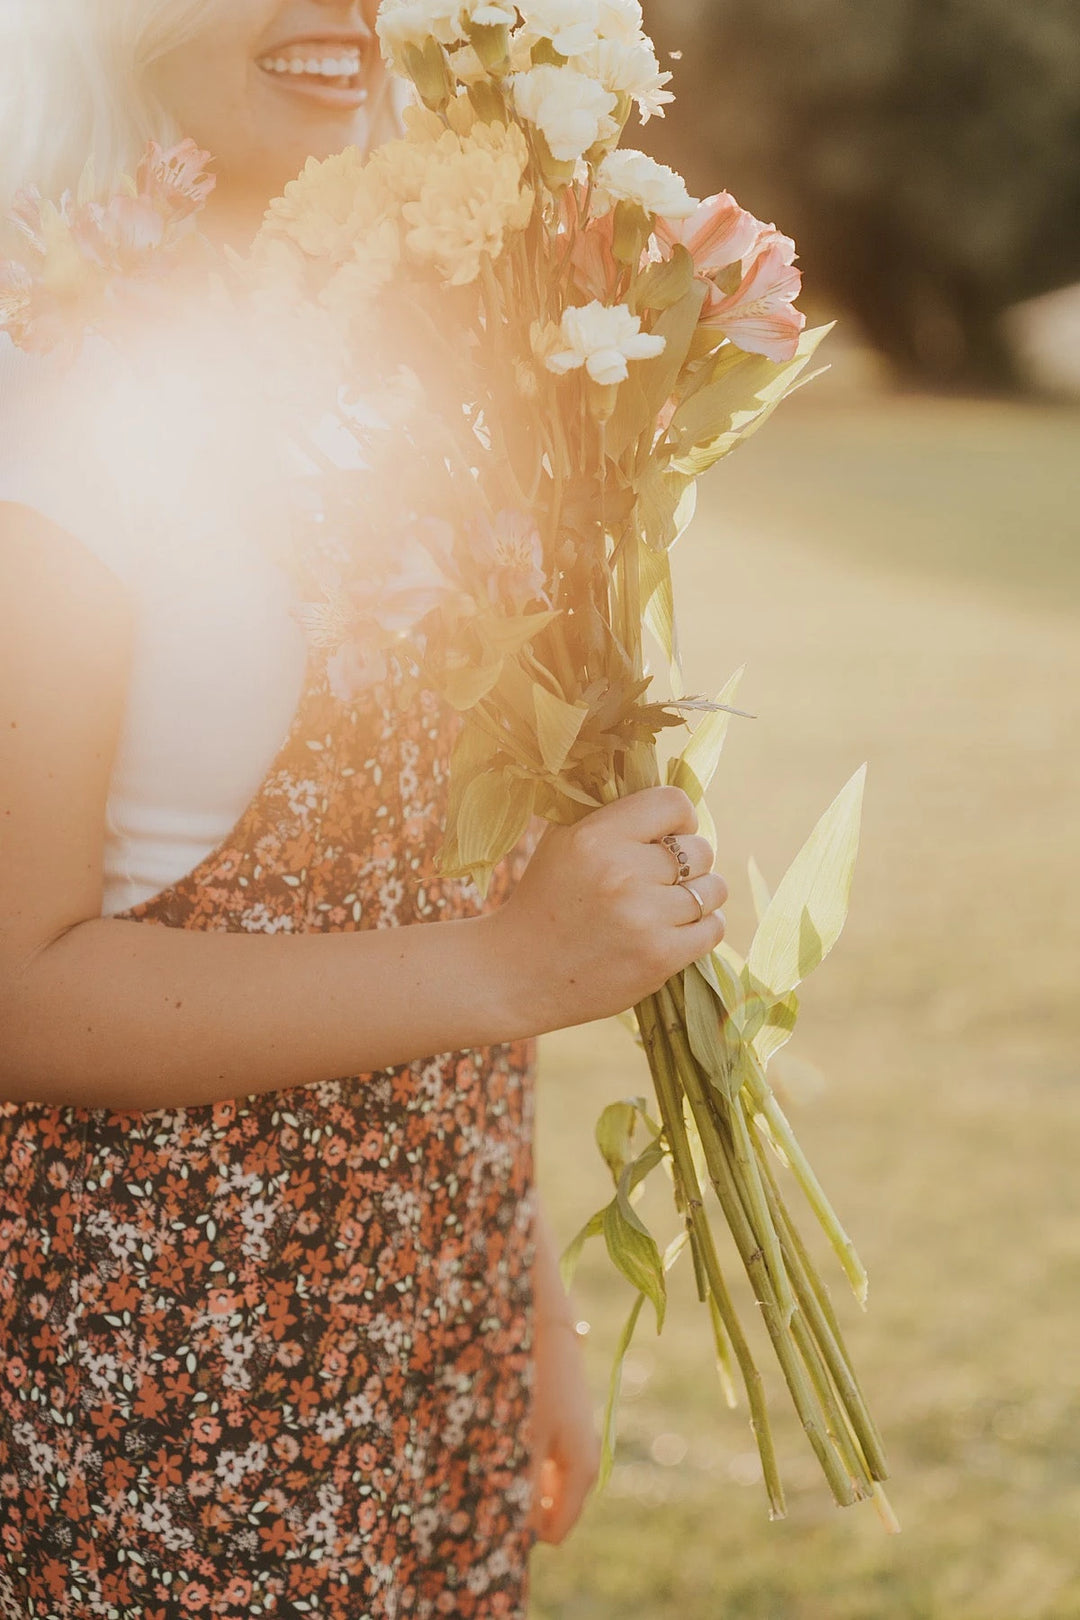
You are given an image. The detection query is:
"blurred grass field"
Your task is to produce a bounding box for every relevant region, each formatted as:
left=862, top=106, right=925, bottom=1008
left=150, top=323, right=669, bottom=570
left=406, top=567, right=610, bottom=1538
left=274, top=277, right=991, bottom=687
left=530, top=358, right=1080, bottom=1620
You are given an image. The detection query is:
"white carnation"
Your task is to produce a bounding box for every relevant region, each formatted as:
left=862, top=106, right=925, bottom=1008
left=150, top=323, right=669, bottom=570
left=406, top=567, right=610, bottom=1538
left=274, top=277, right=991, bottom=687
left=579, top=37, right=674, bottom=122
left=510, top=65, right=617, bottom=164
left=378, top=0, right=516, bottom=67
left=593, top=149, right=696, bottom=218
left=519, top=0, right=601, bottom=57
left=543, top=300, right=665, bottom=385
left=595, top=0, right=645, bottom=45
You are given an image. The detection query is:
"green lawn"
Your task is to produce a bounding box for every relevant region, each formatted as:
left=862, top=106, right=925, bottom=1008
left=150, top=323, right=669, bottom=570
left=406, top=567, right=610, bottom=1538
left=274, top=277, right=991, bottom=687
left=530, top=379, right=1080, bottom=1620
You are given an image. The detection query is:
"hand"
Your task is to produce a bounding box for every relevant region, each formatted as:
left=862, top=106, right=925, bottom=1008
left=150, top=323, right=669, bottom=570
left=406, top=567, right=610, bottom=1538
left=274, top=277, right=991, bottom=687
left=528, top=1310, right=600, bottom=1546
left=491, top=786, right=728, bottom=1035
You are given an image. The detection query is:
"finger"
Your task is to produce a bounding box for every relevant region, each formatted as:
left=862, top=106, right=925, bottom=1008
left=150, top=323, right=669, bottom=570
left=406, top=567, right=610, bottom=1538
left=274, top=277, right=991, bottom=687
left=644, top=833, right=716, bottom=887
left=592, top=785, right=698, bottom=843
left=537, top=1456, right=598, bottom=1546
left=669, top=909, right=727, bottom=970
left=527, top=1455, right=560, bottom=1537
left=661, top=872, right=727, bottom=926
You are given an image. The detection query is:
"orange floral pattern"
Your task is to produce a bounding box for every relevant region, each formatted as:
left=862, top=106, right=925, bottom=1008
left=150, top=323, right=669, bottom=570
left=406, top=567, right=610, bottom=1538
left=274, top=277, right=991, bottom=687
left=0, top=657, right=537, bottom=1617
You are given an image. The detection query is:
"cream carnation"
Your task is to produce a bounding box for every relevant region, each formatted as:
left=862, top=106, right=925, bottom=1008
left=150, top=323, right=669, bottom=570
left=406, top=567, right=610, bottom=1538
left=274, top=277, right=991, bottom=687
left=542, top=299, right=665, bottom=385
left=519, top=0, right=601, bottom=57
left=595, top=0, right=645, bottom=44
left=510, top=65, right=617, bottom=164
left=377, top=0, right=516, bottom=69
left=593, top=150, right=695, bottom=219
left=579, top=37, right=674, bottom=122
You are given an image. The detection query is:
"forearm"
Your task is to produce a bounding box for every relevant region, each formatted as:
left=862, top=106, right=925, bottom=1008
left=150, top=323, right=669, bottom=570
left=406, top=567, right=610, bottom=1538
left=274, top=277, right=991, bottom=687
left=533, top=1197, right=578, bottom=1327
left=0, top=910, right=525, bottom=1111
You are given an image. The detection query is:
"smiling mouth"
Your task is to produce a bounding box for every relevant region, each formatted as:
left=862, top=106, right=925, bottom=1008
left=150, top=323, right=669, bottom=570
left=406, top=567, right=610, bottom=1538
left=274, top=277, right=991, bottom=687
left=256, top=40, right=372, bottom=103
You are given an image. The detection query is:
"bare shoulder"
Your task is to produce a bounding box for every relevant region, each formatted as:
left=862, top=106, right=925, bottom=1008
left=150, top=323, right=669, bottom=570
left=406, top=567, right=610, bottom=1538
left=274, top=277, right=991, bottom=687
left=0, top=502, right=132, bottom=960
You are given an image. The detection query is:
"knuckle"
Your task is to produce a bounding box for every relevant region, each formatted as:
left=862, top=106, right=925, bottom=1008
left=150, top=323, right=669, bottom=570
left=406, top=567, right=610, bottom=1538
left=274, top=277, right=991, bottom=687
left=570, top=818, right=603, bottom=863
left=659, top=785, right=696, bottom=826
left=596, top=856, right=632, bottom=903
left=711, top=909, right=727, bottom=945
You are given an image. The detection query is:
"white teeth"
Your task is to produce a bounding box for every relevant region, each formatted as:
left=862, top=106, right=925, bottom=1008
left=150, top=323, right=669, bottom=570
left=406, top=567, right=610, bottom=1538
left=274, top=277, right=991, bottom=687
left=259, top=50, right=363, bottom=79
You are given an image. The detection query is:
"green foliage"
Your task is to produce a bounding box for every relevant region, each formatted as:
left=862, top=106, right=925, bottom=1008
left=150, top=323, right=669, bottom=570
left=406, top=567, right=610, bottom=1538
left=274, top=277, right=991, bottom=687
left=647, top=0, right=1080, bottom=387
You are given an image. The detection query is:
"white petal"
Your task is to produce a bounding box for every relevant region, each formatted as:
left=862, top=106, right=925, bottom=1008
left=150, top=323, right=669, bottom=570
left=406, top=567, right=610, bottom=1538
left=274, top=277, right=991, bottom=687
left=545, top=349, right=585, bottom=374
left=586, top=349, right=629, bottom=384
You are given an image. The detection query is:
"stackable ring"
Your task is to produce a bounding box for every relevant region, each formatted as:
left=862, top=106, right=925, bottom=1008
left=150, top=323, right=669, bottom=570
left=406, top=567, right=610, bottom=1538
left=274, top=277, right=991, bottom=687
left=680, top=880, right=707, bottom=923
left=660, top=832, right=692, bottom=884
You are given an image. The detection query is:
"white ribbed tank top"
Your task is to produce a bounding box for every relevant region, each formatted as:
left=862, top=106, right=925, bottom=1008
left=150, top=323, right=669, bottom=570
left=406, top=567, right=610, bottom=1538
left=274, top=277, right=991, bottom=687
left=0, top=321, right=310, bottom=917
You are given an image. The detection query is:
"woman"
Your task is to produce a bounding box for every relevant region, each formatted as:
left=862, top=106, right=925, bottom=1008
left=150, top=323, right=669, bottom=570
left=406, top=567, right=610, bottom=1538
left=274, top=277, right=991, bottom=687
left=0, top=2, right=728, bottom=1615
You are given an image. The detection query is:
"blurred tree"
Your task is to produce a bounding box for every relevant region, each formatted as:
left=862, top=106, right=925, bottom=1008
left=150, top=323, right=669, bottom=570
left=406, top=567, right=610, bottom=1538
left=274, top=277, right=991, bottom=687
left=646, top=0, right=1080, bottom=390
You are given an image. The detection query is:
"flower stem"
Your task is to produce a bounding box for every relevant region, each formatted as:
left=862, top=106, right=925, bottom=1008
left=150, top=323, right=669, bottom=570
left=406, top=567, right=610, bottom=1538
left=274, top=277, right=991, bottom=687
left=637, top=991, right=786, bottom=1520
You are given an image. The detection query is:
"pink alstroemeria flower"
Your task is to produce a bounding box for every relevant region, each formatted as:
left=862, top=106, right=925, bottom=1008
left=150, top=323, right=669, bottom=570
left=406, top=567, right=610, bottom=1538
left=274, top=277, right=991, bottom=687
left=0, top=139, right=215, bottom=353
left=654, top=190, right=764, bottom=277
left=653, top=190, right=805, bottom=362
left=700, top=241, right=805, bottom=362
left=136, top=140, right=216, bottom=225
left=560, top=184, right=620, bottom=305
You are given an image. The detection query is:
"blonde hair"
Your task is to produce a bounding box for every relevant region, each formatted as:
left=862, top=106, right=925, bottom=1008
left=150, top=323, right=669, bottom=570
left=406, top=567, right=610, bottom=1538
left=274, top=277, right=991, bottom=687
left=0, top=0, right=222, bottom=209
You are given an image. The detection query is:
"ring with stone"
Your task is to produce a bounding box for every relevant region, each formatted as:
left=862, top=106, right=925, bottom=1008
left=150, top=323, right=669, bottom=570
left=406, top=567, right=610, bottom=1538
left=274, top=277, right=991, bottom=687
left=660, top=832, right=691, bottom=884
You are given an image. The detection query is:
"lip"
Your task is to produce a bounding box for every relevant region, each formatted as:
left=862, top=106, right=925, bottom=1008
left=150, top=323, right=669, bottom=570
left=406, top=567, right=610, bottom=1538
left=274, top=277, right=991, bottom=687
left=257, top=72, right=372, bottom=110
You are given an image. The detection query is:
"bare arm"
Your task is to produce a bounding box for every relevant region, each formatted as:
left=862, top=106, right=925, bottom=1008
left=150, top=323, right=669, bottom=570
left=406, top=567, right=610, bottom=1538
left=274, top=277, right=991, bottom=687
left=529, top=1197, right=600, bottom=1544
left=1, top=505, right=727, bottom=1112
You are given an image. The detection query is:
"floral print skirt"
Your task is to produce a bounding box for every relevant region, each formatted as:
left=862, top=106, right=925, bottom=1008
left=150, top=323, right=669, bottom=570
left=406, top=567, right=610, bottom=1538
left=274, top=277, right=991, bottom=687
left=0, top=663, right=537, bottom=1619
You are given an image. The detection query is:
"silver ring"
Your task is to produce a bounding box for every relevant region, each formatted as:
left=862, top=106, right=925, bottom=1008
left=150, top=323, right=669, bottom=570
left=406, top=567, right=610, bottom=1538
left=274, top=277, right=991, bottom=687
left=680, top=880, right=707, bottom=923
left=660, top=833, right=692, bottom=884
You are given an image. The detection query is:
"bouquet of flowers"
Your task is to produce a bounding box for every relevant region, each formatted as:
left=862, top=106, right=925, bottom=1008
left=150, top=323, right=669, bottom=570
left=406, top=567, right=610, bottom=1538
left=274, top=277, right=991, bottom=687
left=0, top=141, right=214, bottom=353
left=0, top=0, right=893, bottom=1525
left=241, top=0, right=892, bottom=1524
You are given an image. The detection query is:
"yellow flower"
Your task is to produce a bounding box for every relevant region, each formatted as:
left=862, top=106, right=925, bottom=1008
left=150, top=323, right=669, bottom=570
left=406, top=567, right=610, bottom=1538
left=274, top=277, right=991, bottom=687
left=319, top=220, right=402, bottom=332
left=399, top=121, right=534, bottom=285
left=262, top=147, right=390, bottom=263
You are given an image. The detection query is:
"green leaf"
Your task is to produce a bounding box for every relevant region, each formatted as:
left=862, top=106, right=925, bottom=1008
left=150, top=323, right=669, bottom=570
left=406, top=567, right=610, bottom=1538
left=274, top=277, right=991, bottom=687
left=441, top=659, right=503, bottom=712
left=639, top=280, right=708, bottom=420
left=630, top=244, right=695, bottom=312
left=752, top=989, right=799, bottom=1065
left=598, top=1293, right=645, bottom=1490
left=747, top=763, right=867, bottom=998
left=603, top=1187, right=666, bottom=1329
left=439, top=718, right=502, bottom=872
left=559, top=1209, right=604, bottom=1289
left=595, top=1100, right=642, bottom=1182
left=533, top=685, right=590, bottom=775
left=667, top=666, right=745, bottom=805
left=682, top=960, right=739, bottom=1101
left=747, top=854, right=772, bottom=925
left=669, top=323, right=833, bottom=476
left=639, top=541, right=680, bottom=692
left=452, top=769, right=537, bottom=894
left=595, top=1097, right=664, bottom=1189
left=623, top=1135, right=667, bottom=1197
left=637, top=459, right=693, bottom=553
left=475, top=608, right=560, bottom=662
